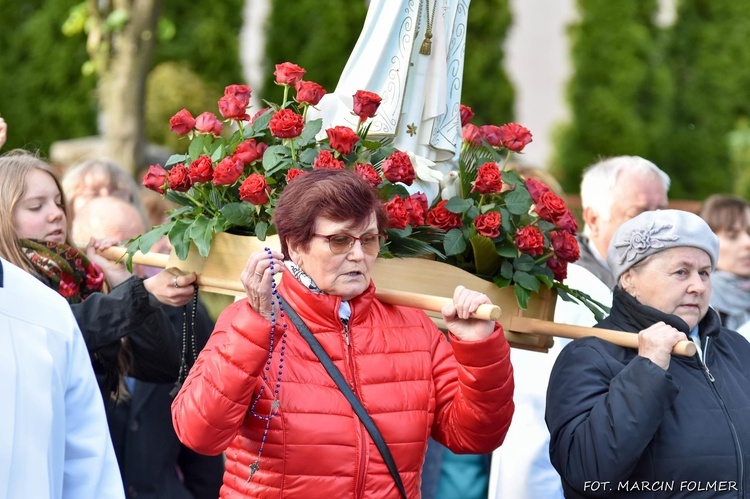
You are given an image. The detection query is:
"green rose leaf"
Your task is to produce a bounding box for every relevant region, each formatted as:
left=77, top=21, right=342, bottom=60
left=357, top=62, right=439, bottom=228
left=165, top=153, right=189, bottom=167
left=513, top=270, right=541, bottom=292
left=514, top=284, right=531, bottom=310
left=445, top=197, right=474, bottom=214
left=496, top=244, right=519, bottom=258
left=444, top=228, right=467, bottom=256
left=504, top=188, right=533, bottom=215
left=168, top=220, right=194, bottom=261
left=255, top=221, right=269, bottom=240
left=221, top=202, right=255, bottom=226
left=298, top=118, right=322, bottom=146
left=513, top=254, right=536, bottom=272
left=188, top=216, right=217, bottom=257
left=263, top=145, right=292, bottom=175
left=298, top=147, right=318, bottom=166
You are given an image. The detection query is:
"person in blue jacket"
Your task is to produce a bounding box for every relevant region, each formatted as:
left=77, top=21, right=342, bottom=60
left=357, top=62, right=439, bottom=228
left=546, top=209, right=750, bottom=498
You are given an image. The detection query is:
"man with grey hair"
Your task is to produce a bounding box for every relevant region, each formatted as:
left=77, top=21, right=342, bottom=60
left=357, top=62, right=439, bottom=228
left=577, top=155, right=671, bottom=289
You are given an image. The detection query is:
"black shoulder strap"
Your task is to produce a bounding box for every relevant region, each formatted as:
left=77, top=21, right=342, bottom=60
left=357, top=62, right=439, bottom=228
left=280, top=297, right=407, bottom=499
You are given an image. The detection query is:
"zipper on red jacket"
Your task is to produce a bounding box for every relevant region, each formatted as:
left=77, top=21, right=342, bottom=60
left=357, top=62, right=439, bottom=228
left=341, top=317, right=368, bottom=497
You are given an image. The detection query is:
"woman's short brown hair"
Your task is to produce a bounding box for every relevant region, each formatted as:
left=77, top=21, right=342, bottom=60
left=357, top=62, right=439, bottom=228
left=273, top=169, right=388, bottom=258
left=699, top=194, right=750, bottom=234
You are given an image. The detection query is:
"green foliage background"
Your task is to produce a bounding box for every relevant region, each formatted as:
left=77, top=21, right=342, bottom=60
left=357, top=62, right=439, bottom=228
left=652, top=0, right=750, bottom=199
left=552, top=0, right=750, bottom=200
left=552, top=0, right=668, bottom=193
left=463, top=0, right=515, bottom=127
left=0, top=0, right=97, bottom=155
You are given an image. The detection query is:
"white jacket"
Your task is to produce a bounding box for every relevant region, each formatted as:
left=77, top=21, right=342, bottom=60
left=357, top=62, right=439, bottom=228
left=489, top=263, right=613, bottom=499
left=0, top=258, right=124, bottom=499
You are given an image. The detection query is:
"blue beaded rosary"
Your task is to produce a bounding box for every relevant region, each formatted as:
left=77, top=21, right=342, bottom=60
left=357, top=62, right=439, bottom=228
left=248, top=247, right=287, bottom=482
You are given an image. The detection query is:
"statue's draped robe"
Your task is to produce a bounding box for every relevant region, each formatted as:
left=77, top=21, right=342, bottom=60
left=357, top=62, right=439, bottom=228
left=309, top=0, right=471, bottom=202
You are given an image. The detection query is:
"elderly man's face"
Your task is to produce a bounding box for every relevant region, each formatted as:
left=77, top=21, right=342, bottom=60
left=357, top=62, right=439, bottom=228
left=621, top=247, right=712, bottom=330
left=587, top=170, right=668, bottom=258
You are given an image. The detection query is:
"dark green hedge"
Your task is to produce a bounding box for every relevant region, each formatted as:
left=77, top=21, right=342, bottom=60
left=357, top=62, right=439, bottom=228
left=552, top=0, right=666, bottom=193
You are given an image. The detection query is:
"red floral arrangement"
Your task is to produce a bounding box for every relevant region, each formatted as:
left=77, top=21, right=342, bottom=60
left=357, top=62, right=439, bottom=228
left=130, top=61, right=441, bottom=262
left=129, top=62, right=601, bottom=314
left=426, top=106, right=598, bottom=312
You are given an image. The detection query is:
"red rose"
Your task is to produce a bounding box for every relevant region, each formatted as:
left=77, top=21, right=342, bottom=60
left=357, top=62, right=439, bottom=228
left=498, top=122, right=533, bottom=152
left=269, top=109, right=305, bottom=138
left=471, top=162, right=503, bottom=194
left=239, top=174, right=271, bottom=205
left=547, top=256, right=568, bottom=281
left=480, top=125, right=504, bottom=148
left=354, top=163, right=382, bottom=189
left=525, top=177, right=551, bottom=203
left=462, top=124, right=482, bottom=146
left=274, top=62, right=306, bottom=86
left=535, top=191, right=568, bottom=223
left=194, top=112, right=223, bottom=135
left=218, top=94, right=250, bottom=121
left=234, top=139, right=266, bottom=165
left=295, top=80, right=327, bottom=105
left=188, top=155, right=214, bottom=183
left=326, top=126, right=359, bottom=156
left=352, top=90, right=382, bottom=122
left=225, top=84, right=251, bottom=104
left=169, top=108, right=195, bottom=136
left=286, top=168, right=307, bottom=183
left=514, top=225, right=545, bottom=256
left=167, top=164, right=192, bottom=192
left=404, top=193, right=428, bottom=226
left=474, top=211, right=502, bottom=238
left=313, top=150, right=346, bottom=170
left=382, top=151, right=415, bottom=186
left=383, top=196, right=409, bottom=230
left=212, top=157, right=243, bottom=185
left=556, top=209, right=579, bottom=234
left=551, top=230, right=580, bottom=263
left=142, top=164, right=167, bottom=194
left=427, top=200, right=463, bottom=231
left=460, top=104, right=474, bottom=127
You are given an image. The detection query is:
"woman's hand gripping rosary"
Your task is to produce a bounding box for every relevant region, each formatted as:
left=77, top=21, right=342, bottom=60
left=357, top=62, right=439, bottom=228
left=241, top=248, right=285, bottom=322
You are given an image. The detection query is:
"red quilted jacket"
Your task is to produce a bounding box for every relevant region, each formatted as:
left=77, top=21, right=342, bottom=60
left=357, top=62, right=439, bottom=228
left=172, top=273, right=514, bottom=498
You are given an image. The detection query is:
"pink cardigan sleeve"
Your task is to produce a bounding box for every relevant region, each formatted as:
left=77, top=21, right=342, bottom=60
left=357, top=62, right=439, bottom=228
left=171, top=300, right=275, bottom=455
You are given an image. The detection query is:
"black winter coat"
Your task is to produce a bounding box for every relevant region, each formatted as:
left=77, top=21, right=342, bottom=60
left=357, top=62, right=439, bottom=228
left=72, top=275, right=180, bottom=397
left=546, top=287, right=750, bottom=498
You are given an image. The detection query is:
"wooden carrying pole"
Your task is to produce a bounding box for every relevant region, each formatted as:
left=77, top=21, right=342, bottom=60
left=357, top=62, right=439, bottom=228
left=100, top=246, right=696, bottom=357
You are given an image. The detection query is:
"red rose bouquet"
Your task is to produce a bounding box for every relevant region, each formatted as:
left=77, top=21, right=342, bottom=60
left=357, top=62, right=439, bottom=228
left=426, top=107, right=606, bottom=316
left=129, top=62, right=442, bottom=263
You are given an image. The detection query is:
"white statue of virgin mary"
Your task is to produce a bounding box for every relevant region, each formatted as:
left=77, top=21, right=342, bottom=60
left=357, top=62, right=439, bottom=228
left=308, top=0, right=471, bottom=203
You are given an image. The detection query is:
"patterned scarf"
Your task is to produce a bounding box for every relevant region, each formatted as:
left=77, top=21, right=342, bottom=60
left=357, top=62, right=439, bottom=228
left=20, top=239, right=105, bottom=304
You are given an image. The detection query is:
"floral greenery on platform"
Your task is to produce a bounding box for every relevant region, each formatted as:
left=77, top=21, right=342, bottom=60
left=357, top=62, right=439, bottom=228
left=131, top=61, right=443, bottom=264
left=427, top=112, right=608, bottom=318
left=130, top=61, right=607, bottom=318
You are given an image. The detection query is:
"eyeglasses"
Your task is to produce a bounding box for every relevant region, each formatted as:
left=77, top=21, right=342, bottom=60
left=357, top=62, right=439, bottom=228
left=313, top=233, right=386, bottom=255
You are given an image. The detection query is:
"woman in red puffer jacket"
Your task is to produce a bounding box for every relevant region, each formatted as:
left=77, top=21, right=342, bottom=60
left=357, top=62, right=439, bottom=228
left=172, top=169, right=514, bottom=498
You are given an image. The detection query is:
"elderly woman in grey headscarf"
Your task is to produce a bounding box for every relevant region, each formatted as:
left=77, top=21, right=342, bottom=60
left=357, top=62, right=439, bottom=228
left=546, top=209, right=750, bottom=499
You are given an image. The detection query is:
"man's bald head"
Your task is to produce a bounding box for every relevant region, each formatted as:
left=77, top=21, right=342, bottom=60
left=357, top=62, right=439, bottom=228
left=72, top=195, right=148, bottom=243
